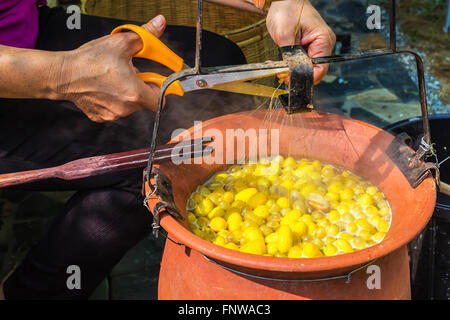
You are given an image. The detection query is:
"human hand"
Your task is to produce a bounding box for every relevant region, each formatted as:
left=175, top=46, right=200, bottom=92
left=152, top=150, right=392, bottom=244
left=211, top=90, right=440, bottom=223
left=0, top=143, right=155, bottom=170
left=55, top=15, right=167, bottom=122
left=264, top=0, right=336, bottom=84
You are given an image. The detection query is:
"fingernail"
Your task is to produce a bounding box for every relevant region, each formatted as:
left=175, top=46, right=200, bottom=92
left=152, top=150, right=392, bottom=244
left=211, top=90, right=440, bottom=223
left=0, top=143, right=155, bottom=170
left=152, top=15, right=164, bottom=29
left=254, top=0, right=265, bottom=9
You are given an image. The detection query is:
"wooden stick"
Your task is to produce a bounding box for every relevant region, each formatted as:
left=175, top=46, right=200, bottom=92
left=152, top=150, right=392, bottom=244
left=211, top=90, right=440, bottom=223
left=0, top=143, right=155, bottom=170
left=440, top=181, right=450, bottom=197
left=0, top=139, right=211, bottom=189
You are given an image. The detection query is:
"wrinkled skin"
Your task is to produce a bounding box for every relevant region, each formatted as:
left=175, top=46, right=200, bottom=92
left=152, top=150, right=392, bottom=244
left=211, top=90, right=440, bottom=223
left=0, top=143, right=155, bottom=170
left=208, top=0, right=336, bottom=84
left=0, top=1, right=334, bottom=123
left=264, top=0, right=336, bottom=84
left=0, top=15, right=167, bottom=123
left=56, top=15, right=168, bottom=122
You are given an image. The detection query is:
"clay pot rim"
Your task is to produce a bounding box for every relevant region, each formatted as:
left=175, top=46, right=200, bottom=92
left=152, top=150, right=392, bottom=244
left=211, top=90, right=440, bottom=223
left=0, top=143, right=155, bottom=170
left=147, top=110, right=437, bottom=275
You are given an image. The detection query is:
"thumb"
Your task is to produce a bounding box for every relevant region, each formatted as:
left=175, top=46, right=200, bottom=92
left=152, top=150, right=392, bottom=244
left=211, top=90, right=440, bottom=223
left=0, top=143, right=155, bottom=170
left=142, top=14, right=167, bottom=38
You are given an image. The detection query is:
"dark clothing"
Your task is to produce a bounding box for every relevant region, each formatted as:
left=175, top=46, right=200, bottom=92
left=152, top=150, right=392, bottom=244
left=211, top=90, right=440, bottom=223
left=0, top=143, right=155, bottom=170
left=2, top=6, right=253, bottom=299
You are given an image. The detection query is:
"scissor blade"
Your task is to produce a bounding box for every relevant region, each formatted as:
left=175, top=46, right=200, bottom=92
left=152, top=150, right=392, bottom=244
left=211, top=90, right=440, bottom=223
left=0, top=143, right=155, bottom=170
left=178, top=67, right=289, bottom=93
left=211, top=82, right=288, bottom=98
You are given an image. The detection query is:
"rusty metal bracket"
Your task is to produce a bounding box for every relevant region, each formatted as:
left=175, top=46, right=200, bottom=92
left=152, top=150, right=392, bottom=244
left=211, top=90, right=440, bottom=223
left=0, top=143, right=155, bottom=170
left=278, top=45, right=314, bottom=114
left=387, top=133, right=440, bottom=188
left=154, top=168, right=182, bottom=220
left=151, top=202, right=164, bottom=238
left=142, top=166, right=184, bottom=237
left=143, top=166, right=182, bottom=218
left=151, top=202, right=185, bottom=243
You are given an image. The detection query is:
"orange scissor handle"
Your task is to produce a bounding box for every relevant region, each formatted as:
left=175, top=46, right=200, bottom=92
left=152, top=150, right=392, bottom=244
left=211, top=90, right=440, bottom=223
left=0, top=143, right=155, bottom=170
left=111, top=24, right=184, bottom=71
left=137, top=73, right=184, bottom=96
left=111, top=24, right=185, bottom=96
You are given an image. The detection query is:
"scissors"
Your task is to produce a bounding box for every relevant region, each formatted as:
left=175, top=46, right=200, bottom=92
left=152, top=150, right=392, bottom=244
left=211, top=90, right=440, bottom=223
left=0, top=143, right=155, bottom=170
left=110, top=24, right=289, bottom=98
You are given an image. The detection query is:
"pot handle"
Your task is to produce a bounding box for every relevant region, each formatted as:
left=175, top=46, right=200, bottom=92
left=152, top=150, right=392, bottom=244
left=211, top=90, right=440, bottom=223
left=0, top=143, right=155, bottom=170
left=202, top=254, right=378, bottom=284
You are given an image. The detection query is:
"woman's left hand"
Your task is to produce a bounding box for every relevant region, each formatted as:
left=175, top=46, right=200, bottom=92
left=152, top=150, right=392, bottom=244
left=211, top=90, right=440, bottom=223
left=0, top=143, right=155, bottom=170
left=264, top=0, right=336, bottom=85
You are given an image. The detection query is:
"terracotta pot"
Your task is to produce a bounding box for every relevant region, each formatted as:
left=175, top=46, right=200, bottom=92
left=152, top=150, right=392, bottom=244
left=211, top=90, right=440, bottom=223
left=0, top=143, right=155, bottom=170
left=145, top=109, right=436, bottom=299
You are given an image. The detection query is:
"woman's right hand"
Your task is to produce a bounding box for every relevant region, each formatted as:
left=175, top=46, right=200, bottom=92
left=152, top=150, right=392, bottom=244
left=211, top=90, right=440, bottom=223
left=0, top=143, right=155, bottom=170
left=54, top=15, right=167, bottom=122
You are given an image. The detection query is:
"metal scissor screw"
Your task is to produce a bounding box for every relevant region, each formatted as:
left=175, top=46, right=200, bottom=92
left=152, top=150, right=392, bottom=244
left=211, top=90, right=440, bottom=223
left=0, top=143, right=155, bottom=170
left=196, top=79, right=208, bottom=88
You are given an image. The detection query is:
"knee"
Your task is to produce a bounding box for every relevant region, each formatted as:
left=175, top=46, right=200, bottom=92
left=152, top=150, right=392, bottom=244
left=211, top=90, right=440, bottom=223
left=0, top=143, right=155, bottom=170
left=60, top=189, right=152, bottom=251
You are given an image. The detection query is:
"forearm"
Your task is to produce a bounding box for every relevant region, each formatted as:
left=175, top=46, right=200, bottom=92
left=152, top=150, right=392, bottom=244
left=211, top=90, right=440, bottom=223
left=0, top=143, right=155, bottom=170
left=0, top=45, right=66, bottom=100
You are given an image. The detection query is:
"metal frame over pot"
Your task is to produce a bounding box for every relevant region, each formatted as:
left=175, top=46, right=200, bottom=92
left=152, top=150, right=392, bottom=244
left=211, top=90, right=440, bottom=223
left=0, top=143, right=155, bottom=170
left=144, top=0, right=440, bottom=229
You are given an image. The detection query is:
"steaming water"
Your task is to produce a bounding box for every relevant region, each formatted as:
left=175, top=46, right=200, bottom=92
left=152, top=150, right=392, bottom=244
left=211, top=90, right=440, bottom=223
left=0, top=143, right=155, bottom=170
left=250, top=89, right=363, bottom=162
left=246, top=88, right=314, bottom=160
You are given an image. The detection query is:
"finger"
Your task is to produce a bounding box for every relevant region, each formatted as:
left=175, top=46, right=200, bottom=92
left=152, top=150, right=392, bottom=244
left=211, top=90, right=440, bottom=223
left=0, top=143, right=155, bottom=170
left=277, top=73, right=290, bottom=86
left=141, top=14, right=167, bottom=38
left=130, top=61, right=140, bottom=74
left=276, top=68, right=324, bottom=86
left=266, top=18, right=293, bottom=47
left=115, top=32, right=145, bottom=57
left=301, top=28, right=336, bottom=58
left=301, top=31, right=335, bottom=84
left=136, top=80, right=164, bottom=112
left=313, top=64, right=329, bottom=85
left=117, top=15, right=167, bottom=59
left=307, top=43, right=331, bottom=85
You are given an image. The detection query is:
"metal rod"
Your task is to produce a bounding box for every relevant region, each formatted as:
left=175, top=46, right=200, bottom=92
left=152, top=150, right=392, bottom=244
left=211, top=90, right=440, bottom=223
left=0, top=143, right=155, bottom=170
left=397, top=50, right=432, bottom=146
left=414, top=55, right=431, bottom=145
left=390, top=0, right=397, bottom=51
left=315, top=46, right=432, bottom=157
left=312, top=49, right=396, bottom=65
left=202, top=254, right=378, bottom=284
left=0, top=139, right=212, bottom=188
left=144, top=68, right=198, bottom=187
left=195, top=0, right=203, bottom=74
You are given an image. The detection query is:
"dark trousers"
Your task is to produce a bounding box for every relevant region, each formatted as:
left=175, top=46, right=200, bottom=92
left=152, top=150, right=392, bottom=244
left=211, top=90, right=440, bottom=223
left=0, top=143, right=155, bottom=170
left=2, top=6, right=253, bottom=299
